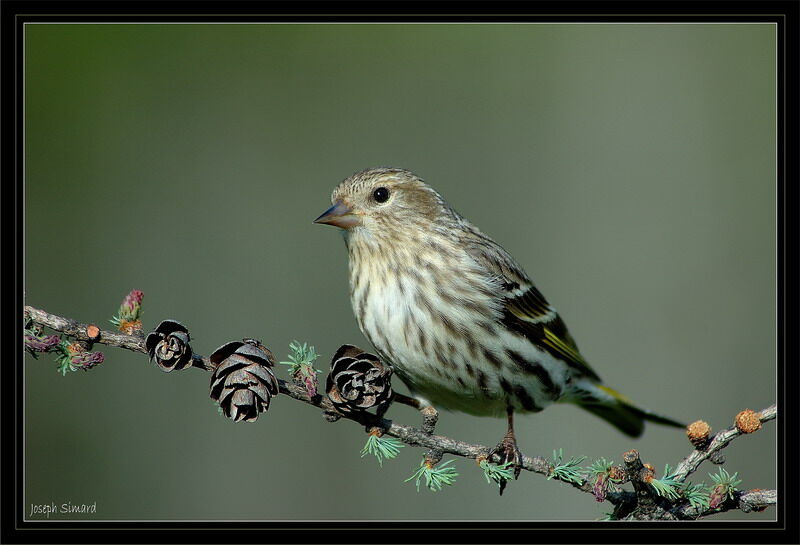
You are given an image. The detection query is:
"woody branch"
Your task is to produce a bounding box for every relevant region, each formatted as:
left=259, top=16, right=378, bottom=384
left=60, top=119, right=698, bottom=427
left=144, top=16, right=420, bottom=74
left=23, top=304, right=777, bottom=520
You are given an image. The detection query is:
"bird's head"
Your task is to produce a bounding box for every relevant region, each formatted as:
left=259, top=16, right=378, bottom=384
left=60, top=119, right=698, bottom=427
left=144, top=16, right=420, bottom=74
left=314, top=167, right=452, bottom=235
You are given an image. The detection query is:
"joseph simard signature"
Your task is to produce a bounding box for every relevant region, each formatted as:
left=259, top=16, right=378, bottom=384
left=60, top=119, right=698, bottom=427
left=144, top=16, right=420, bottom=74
left=29, top=501, right=97, bottom=518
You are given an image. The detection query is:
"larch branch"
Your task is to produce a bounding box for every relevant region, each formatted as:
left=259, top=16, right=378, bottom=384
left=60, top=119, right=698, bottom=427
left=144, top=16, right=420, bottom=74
left=672, top=404, right=777, bottom=483
left=23, top=304, right=777, bottom=520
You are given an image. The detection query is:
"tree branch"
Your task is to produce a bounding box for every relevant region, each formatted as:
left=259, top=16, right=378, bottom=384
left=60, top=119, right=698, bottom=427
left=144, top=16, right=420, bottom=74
left=674, top=488, right=777, bottom=518
left=23, top=304, right=776, bottom=520
left=672, top=404, right=777, bottom=482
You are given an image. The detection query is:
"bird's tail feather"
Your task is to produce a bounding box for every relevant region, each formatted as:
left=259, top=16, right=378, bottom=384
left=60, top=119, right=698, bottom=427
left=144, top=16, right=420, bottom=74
left=569, top=382, right=685, bottom=438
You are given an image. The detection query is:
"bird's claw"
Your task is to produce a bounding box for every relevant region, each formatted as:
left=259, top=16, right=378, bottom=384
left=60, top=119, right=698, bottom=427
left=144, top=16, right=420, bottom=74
left=489, top=434, right=522, bottom=495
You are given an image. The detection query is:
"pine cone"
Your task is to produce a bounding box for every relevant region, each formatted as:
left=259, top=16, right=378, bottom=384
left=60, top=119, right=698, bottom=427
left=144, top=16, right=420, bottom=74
left=209, top=339, right=279, bottom=423
left=326, top=345, right=393, bottom=414
left=145, top=320, right=193, bottom=372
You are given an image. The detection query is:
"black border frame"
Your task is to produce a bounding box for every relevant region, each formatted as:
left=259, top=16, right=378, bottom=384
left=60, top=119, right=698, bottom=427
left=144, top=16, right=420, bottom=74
left=3, top=1, right=797, bottom=543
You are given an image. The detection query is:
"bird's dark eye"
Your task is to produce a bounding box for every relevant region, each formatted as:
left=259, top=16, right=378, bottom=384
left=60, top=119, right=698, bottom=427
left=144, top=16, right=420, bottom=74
left=373, top=187, right=390, bottom=203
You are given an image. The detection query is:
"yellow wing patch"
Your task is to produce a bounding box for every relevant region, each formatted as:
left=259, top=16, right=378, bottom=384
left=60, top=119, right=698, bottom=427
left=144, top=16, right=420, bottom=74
left=542, top=326, right=600, bottom=381
left=543, top=327, right=587, bottom=366
left=500, top=286, right=601, bottom=381
left=595, top=384, right=637, bottom=406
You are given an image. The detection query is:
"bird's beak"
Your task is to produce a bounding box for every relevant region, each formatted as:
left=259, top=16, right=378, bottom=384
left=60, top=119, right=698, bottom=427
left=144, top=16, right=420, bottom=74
left=313, top=200, right=361, bottom=229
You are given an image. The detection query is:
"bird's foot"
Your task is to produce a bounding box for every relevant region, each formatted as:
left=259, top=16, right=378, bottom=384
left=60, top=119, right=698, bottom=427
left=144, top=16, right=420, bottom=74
left=489, top=432, right=522, bottom=495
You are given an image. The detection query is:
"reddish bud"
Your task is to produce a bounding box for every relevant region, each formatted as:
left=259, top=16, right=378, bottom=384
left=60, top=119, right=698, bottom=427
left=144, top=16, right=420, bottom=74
left=24, top=334, right=61, bottom=352
left=70, top=350, right=105, bottom=370
left=124, top=289, right=144, bottom=310
left=593, top=474, right=608, bottom=502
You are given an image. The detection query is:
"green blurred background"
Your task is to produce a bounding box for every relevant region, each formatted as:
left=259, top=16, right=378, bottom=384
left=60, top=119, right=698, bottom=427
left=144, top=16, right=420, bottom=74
left=24, top=23, right=776, bottom=521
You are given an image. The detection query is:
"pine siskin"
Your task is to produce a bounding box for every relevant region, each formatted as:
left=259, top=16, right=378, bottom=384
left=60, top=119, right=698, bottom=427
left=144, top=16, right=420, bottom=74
left=315, top=167, right=683, bottom=492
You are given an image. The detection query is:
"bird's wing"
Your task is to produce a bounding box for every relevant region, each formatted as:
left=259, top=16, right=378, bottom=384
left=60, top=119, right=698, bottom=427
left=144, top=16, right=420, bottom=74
left=464, top=232, right=602, bottom=382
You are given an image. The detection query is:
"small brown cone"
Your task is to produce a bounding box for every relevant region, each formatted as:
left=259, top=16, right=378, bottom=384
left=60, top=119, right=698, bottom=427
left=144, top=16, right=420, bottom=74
left=145, top=320, right=193, bottom=372
left=686, top=420, right=712, bottom=448
left=326, top=344, right=393, bottom=414
left=209, top=339, right=279, bottom=423
left=735, top=409, right=762, bottom=434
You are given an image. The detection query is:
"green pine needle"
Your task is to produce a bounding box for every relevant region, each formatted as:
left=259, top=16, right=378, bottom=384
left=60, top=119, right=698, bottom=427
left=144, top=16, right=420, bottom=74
left=479, top=459, right=515, bottom=487
left=548, top=449, right=587, bottom=484
left=649, top=478, right=681, bottom=500
left=681, top=481, right=711, bottom=511
left=279, top=340, right=321, bottom=377
left=361, top=433, right=404, bottom=466
left=405, top=459, right=458, bottom=492
left=648, top=464, right=682, bottom=500
left=709, top=467, right=742, bottom=499
left=587, top=457, right=616, bottom=479
left=54, top=340, right=75, bottom=376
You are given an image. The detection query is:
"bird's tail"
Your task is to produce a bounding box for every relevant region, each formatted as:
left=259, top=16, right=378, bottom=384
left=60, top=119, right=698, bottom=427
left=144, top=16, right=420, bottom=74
left=566, top=381, right=685, bottom=438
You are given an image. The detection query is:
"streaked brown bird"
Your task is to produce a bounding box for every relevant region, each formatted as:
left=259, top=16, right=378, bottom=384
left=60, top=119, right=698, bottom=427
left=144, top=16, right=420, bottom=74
left=315, top=167, right=683, bottom=492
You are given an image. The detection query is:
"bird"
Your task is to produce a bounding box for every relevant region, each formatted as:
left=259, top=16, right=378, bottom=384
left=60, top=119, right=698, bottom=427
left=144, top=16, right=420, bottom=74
left=314, top=167, right=684, bottom=492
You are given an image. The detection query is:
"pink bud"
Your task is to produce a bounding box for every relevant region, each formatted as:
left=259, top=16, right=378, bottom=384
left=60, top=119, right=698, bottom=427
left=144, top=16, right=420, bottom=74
left=123, top=290, right=144, bottom=311
left=71, top=351, right=105, bottom=370
left=709, top=486, right=726, bottom=509
left=304, top=376, right=317, bottom=398
left=24, top=334, right=61, bottom=352
left=593, top=474, right=607, bottom=502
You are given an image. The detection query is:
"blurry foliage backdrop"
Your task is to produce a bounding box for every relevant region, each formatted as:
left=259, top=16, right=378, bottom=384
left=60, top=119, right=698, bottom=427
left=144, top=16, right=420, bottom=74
left=24, top=23, right=776, bottom=520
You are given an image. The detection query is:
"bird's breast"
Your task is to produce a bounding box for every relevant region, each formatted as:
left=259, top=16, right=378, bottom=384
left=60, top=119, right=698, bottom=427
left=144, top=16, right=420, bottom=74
left=345, top=237, right=569, bottom=416
left=349, top=241, right=492, bottom=368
